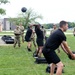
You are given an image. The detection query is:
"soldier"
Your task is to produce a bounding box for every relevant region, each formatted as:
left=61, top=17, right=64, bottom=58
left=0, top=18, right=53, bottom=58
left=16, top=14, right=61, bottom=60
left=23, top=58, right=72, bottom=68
left=14, top=26, right=21, bottom=48
left=19, top=23, right=24, bottom=43
left=50, top=24, right=57, bottom=34
left=41, top=26, right=47, bottom=42
left=73, top=27, right=75, bottom=36
left=31, top=30, right=36, bottom=47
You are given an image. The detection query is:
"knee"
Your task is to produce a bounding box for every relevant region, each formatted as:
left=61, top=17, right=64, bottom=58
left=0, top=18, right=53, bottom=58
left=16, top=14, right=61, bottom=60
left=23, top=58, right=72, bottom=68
left=39, top=50, right=42, bottom=53
left=57, top=62, right=64, bottom=68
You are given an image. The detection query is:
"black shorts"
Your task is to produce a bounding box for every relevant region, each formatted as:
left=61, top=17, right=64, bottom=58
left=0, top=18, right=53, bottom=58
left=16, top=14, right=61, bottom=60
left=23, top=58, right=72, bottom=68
left=43, top=49, right=60, bottom=64
left=25, top=37, right=31, bottom=42
left=36, top=39, right=44, bottom=46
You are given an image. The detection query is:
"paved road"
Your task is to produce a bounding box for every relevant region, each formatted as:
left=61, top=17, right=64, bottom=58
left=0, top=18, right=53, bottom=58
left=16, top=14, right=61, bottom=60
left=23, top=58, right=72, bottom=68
left=0, top=37, right=5, bottom=45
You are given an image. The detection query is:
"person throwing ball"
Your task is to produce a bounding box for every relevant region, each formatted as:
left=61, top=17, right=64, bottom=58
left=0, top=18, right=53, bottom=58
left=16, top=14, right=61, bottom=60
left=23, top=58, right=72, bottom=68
left=33, top=24, right=44, bottom=58
left=42, top=21, right=75, bottom=75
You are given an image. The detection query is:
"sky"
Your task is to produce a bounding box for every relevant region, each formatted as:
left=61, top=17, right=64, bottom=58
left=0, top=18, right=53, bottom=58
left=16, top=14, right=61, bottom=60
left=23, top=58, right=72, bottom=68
left=0, top=0, right=75, bottom=23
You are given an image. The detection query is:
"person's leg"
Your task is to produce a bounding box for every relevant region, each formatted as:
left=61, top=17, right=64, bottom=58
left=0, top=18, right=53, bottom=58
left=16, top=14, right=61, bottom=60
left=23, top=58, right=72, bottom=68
left=35, top=39, right=39, bottom=56
left=49, top=51, right=62, bottom=75
left=38, top=46, right=43, bottom=57
left=18, top=37, right=20, bottom=47
left=56, top=62, right=63, bottom=75
left=22, top=34, right=24, bottom=43
left=28, top=42, right=32, bottom=48
left=38, top=39, right=44, bottom=57
left=33, top=38, right=36, bottom=47
left=27, top=41, right=32, bottom=51
left=36, top=47, right=39, bottom=55
left=57, top=47, right=60, bottom=54
left=14, top=37, right=17, bottom=48
left=50, top=63, right=56, bottom=75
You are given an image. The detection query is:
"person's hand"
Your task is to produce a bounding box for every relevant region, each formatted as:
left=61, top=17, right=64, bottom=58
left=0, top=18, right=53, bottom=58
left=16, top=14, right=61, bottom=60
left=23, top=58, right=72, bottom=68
left=70, top=54, right=75, bottom=60
left=68, top=52, right=75, bottom=60
left=32, top=24, right=37, bottom=26
left=68, top=54, right=75, bottom=60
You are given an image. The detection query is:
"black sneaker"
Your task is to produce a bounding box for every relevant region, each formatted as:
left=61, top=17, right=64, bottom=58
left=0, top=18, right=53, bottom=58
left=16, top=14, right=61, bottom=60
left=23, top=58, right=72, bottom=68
left=34, top=54, right=38, bottom=58
left=38, top=56, right=41, bottom=58
left=28, top=48, right=32, bottom=52
left=27, top=47, right=32, bottom=52
left=18, top=45, right=20, bottom=47
left=13, top=45, right=16, bottom=48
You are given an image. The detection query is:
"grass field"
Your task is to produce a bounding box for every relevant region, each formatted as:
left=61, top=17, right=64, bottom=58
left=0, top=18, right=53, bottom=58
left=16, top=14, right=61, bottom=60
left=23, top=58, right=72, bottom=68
left=0, top=35, right=75, bottom=75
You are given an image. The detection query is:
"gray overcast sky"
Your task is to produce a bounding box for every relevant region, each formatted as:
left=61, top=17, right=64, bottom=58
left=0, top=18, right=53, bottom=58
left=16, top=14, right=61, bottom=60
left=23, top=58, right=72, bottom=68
left=0, top=0, right=75, bottom=23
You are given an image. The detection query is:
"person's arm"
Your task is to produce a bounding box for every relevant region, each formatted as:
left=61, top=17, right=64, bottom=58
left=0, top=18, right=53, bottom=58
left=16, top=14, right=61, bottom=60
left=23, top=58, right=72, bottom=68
left=61, top=41, right=75, bottom=59
left=61, top=43, right=68, bottom=54
left=14, top=29, right=16, bottom=34
left=22, top=26, right=25, bottom=31
left=57, top=47, right=60, bottom=53
left=30, top=24, right=37, bottom=26
left=73, top=31, right=75, bottom=35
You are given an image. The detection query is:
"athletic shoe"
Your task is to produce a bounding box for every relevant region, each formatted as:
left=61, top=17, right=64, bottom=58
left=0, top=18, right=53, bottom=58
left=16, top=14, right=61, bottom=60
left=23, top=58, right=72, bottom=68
left=34, top=54, right=38, bottom=58
left=27, top=46, right=32, bottom=52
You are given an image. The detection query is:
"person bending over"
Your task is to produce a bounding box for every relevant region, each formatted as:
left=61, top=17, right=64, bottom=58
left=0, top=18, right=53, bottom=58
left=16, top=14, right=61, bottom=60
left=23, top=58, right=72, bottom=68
left=42, top=21, right=75, bottom=75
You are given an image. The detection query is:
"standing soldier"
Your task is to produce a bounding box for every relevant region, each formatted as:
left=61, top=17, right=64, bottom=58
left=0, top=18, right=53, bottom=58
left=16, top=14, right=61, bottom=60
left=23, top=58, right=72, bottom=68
left=19, top=23, right=25, bottom=43
left=73, top=27, right=75, bottom=36
left=50, top=24, right=57, bottom=34
left=41, top=26, right=47, bottom=42
left=14, top=26, right=21, bottom=48
left=31, top=30, right=36, bottom=47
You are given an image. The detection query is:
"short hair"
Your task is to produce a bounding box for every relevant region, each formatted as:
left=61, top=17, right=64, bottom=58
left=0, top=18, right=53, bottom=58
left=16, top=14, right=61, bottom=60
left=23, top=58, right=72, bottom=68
left=59, top=21, right=68, bottom=27
left=42, top=26, right=44, bottom=28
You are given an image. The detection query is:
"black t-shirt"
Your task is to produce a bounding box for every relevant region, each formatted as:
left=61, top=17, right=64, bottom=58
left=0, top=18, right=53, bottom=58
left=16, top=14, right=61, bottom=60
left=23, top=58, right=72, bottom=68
left=25, top=28, right=32, bottom=39
left=35, top=25, right=44, bottom=40
left=44, top=29, right=66, bottom=51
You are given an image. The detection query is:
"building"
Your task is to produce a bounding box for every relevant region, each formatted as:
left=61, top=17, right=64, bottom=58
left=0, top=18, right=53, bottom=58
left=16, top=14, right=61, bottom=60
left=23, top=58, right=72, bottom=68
left=0, top=18, right=16, bottom=31
left=0, top=19, right=3, bottom=31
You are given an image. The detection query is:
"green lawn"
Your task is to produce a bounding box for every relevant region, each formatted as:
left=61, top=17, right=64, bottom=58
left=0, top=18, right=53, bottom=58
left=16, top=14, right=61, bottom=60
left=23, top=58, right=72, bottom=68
left=66, top=29, right=73, bottom=33
left=0, top=35, right=75, bottom=75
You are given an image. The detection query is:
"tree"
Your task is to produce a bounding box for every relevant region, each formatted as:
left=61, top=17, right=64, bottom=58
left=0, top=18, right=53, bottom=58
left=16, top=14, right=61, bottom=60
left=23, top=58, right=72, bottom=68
left=9, top=9, right=43, bottom=28
left=43, top=23, right=54, bottom=29
left=0, top=0, right=9, bottom=15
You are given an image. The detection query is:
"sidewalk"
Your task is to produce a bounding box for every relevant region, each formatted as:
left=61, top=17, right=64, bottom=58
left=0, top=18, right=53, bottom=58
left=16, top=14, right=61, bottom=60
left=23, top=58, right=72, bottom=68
left=0, top=37, right=5, bottom=45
